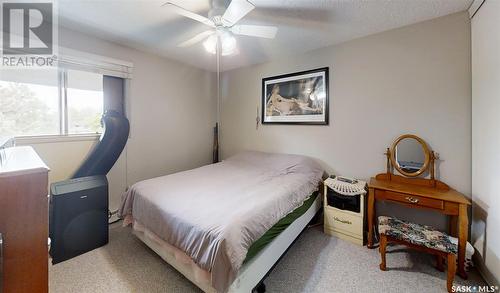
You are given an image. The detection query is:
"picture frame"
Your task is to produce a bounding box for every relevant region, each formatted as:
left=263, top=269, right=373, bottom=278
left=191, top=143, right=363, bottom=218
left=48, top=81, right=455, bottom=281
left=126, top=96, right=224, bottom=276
left=261, top=67, right=329, bottom=125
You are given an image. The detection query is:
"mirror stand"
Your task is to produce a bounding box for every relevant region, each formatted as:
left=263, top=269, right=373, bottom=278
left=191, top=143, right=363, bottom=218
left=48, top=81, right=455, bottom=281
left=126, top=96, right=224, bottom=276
left=379, top=135, right=448, bottom=190
left=384, top=147, right=438, bottom=184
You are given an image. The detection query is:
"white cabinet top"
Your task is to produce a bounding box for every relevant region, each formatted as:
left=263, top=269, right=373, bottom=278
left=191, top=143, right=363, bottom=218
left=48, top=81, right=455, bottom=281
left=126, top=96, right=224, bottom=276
left=0, top=146, right=49, bottom=177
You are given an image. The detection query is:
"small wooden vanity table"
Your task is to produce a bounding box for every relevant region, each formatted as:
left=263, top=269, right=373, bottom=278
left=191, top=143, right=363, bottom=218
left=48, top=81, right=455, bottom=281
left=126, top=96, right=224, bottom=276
left=367, top=134, right=471, bottom=279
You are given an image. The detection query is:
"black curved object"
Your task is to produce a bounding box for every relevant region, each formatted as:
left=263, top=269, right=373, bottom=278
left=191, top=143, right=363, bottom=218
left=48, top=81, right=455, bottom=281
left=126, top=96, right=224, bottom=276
left=72, top=110, right=129, bottom=178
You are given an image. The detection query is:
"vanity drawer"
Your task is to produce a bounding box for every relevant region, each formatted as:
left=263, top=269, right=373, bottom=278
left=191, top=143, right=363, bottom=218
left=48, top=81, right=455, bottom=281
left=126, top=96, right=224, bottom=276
left=378, top=190, right=444, bottom=210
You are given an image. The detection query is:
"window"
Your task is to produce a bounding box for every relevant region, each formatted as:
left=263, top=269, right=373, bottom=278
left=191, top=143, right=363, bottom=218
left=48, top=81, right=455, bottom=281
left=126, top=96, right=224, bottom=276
left=0, top=71, right=60, bottom=136
left=0, top=68, right=104, bottom=137
left=66, top=70, right=103, bottom=134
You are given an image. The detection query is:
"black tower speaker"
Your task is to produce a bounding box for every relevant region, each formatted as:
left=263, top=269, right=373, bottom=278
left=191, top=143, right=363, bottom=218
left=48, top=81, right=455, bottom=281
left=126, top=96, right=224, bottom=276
left=49, top=176, right=109, bottom=264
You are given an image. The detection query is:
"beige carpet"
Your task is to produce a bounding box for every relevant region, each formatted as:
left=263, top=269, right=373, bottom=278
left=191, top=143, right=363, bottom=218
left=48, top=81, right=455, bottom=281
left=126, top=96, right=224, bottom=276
left=50, top=223, right=485, bottom=293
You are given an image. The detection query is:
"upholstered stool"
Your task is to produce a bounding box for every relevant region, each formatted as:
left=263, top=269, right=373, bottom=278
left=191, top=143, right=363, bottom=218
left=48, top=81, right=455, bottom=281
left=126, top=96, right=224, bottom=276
left=378, top=216, right=457, bottom=293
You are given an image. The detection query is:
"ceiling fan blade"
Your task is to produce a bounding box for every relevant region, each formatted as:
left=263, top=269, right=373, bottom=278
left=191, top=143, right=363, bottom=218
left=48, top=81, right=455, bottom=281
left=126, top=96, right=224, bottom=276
left=222, top=0, right=255, bottom=26
left=178, top=30, right=214, bottom=47
left=162, top=2, right=215, bottom=27
left=231, top=25, right=277, bottom=39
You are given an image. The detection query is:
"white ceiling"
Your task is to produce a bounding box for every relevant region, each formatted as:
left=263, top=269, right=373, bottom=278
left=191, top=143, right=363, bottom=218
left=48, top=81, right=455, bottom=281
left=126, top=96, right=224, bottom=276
left=57, top=0, right=473, bottom=72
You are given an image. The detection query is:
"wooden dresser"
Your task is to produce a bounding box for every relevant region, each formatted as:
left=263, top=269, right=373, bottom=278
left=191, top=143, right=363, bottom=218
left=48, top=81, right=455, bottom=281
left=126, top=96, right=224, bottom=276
left=0, top=146, right=49, bottom=293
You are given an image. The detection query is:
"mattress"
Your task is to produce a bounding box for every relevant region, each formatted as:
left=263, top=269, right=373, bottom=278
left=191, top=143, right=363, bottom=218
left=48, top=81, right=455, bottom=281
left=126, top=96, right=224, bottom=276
left=243, top=192, right=318, bottom=263
left=132, top=192, right=322, bottom=293
left=119, top=151, right=324, bottom=292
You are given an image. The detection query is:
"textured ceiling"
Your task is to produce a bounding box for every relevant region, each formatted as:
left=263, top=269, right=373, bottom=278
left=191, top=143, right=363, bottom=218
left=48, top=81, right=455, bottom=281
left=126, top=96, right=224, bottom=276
left=57, top=0, right=473, bottom=72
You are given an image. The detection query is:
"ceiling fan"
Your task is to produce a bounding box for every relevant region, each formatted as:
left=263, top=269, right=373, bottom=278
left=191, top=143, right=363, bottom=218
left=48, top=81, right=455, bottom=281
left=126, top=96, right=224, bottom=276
left=163, top=0, right=278, bottom=56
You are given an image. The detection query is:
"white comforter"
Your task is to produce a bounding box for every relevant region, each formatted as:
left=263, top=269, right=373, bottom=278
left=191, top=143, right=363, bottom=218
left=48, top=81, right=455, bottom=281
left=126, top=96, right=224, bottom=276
left=119, top=151, right=323, bottom=292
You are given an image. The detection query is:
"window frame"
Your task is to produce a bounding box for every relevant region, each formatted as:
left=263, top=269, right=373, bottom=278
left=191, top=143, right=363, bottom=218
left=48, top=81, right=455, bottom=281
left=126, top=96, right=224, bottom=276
left=7, top=68, right=104, bottom=141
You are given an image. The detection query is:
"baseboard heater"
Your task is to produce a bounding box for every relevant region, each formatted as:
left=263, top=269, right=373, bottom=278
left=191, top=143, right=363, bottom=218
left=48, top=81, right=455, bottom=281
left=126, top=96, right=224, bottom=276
left=49, top=176, right=109, bottom=264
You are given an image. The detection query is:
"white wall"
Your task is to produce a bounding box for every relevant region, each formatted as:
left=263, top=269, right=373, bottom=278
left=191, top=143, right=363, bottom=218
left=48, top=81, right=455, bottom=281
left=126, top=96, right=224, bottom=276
left=221, top=12, right=471, bottom=228
left=18, top=27, right=216, bottom=211
left=471, top=0, right=500, bottom=285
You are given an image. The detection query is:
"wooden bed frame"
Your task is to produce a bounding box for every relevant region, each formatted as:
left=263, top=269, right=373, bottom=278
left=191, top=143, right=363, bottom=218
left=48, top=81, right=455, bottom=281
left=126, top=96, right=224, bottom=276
left=133, top=195, right=323, bottom=293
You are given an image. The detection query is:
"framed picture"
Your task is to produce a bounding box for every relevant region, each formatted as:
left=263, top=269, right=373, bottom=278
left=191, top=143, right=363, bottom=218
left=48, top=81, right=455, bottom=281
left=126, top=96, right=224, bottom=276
left=262, top=67, right=329, bottom=125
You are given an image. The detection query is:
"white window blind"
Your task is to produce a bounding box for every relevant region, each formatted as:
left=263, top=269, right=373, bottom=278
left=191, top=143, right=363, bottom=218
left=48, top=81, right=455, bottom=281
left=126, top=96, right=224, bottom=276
left=58, top=48, right=133, bottom=79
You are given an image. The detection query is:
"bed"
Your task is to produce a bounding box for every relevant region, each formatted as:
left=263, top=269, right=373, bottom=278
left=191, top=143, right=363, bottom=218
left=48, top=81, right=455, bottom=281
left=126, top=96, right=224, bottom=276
left=119, top=151, right=324, bottom=293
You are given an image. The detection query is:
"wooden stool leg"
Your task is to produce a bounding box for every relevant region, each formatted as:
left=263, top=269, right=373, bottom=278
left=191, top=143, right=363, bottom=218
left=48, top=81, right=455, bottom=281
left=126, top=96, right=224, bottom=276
left=379, top=234, right=387, bottom=271
left=436, top=255, right=444, bottom=272
left=447, top=253, right=456, bottom=293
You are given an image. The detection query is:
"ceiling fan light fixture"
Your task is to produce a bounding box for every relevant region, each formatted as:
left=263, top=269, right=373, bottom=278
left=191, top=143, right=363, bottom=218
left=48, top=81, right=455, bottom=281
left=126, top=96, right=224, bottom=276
left=203, top=30, right=236, bottom=56
left=203, top=34, right=217, bottom=54
left=165, top=0, right=276, bottom=56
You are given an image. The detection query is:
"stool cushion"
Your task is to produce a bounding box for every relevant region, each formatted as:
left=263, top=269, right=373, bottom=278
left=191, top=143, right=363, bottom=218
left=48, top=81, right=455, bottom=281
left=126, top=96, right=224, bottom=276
left=378, top=216, right=457, bottom=254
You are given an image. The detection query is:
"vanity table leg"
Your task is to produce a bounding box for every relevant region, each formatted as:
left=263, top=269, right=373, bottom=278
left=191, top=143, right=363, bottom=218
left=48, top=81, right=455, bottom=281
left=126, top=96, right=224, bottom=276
left=457, top=204, right=468, bottom=279
left=448, top=215, right=458, bottom=237
left=367, top=187, right=375, bottom=248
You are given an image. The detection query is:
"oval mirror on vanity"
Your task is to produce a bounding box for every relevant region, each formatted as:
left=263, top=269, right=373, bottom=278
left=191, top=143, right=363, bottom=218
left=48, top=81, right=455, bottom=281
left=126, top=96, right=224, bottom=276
left=390, top=134, right=430, bottom=177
